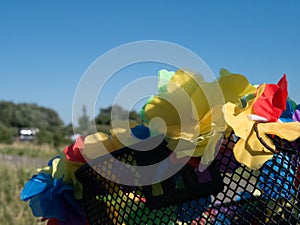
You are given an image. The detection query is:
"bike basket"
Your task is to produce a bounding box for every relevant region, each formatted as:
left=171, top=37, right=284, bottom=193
left=76, top=133, right=300, bottom=225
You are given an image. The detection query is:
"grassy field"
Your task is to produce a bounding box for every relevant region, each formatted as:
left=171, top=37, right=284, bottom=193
left=0, top=143, right=59, bottom=225
left=0, top=142, right=61, bottom=158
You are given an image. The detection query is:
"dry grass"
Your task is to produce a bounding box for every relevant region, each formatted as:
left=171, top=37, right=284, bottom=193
left=0, top=143, right=60, bottom=225
left=0, top=162, right=47, bottom=225
left=0, top=142, right=61, bottom=159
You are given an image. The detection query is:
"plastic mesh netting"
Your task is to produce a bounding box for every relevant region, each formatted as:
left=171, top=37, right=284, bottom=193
left=76, top=133, right=300, bottom=225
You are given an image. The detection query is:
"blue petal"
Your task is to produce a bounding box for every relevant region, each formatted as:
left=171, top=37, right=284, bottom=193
left=20, top=173, right=52, bottom=201
left=131, top=124, right=151, bottom=140
left=280, top=100, right=294, bottom=119
left=279, top=117, right=294, bottom=123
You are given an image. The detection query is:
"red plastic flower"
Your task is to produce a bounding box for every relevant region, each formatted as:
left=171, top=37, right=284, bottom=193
left=253, top=74, right=288, bottom=122
left=64, top=136, right=86, bottom=163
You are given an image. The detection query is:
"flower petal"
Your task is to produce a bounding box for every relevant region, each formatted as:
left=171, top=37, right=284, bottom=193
left=83, top=132, right=114, bottom=159
left=292, top=109, right=300, bottom=122
left=64, top=136, right=86, bottom=163
left=258, top=121, right=300, bottom=141
left=223, top=102, right=254, bottom=140
left=219, top=68, right=257, bottom=106
left=253, top=74, right=288, bottom=122
left=157, top=69, right=175, bottom=93
left=233, top=129, right=274, bottom=170
left=20, top=173, right=52, bottom=201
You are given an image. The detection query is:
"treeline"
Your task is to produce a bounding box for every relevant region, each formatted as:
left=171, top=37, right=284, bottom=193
left=0, top=101, right=141, bottom=146
left=75, top=105, right=142, bottom=135
left=0, top=101, right=67, bottom=146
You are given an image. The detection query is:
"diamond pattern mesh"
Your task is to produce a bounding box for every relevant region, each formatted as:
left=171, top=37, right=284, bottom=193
left=76, top=134, right=300, bottom=225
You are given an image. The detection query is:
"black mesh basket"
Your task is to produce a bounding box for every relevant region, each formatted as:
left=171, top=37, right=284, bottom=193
left=76, top=133, right=300, bottom=225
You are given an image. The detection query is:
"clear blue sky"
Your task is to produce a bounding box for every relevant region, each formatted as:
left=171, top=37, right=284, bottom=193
left=1, top=1, right=300, bottom=125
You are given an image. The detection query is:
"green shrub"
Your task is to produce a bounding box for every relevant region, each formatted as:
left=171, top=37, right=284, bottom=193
left=0, top=122, right=13, bottom=144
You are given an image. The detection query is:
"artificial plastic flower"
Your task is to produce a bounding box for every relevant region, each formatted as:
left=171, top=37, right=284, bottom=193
left=253, top=74, right=288, bottom=122
left=293, top=110, right=300, bottom=122
left=140, top=69, right=256, bottom=167
left=224, top=74, right=300, bottom=169
left=279, top=99, right=300, bottom=122
left=292, top=104, right=300, bottom=122
left=38, top=136, right=87, bottom=200
left=20, top=173, right=87, bottom=225
left=20, top=136, right=90, bottom=224
left=83, top=122, right=150, bottom=160
left=64, top=135, right=86, bottom=163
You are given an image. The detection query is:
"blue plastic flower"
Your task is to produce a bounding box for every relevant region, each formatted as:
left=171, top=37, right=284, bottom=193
left=280, top=101, right=300, bottom=122
left=130, top=124, right=150, bottom=140
left=20, top=173, right=86, bottom=225
left=280, top=100, right=294, bottom=122
left=257, top=152, right=295, bottom=199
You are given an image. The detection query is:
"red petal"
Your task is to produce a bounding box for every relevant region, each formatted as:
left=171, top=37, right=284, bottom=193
left=253, top=74, right=288, bottom=122
left=273, top=74, right=288, bottom=110
left=64, top=136, right=86, bottom=163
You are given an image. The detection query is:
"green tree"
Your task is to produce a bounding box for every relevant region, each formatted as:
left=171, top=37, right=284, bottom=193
left=0, top=101, right=64, bottom=131
left=0, top=122, right=13, bottom=144
left=95, top=105, right=142, bottom=128
left=95, top=106, right=112, bottom=125
left=0, top=100, right=65, bottom=145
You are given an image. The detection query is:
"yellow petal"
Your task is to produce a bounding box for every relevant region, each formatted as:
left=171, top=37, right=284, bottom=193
left=258, top=122, right=300, bottom=141
left=233, top=129, right=274, bottom=170
left=223, top=102, right=253, bottom=139
left=110, top=127, right=138, bottom=149
left=144, top=94, right=199, bottom=140
left=168, top=69, right=205, bottom=94
left=198, top=131, right=224, bottom=168
left=219, top=68, right=257, bottom=103
left=63, top=159, right=84, bottom=199
left=51, top=157, right=65, bottom=179
left=246, top=126, right=275, bottom=153
left=165, top=69, right=213, bottom=122
left=223, top=84, right=267, bottom=140
left=168, top=129, right=224, bottom=158
left=143, top=95, right=180, bottom=126
left=83, top=132, right=114, bottom=159
left=190, top=87, right=210, bottom=120
left=37, top=166, right=52, bottom=174
left=199, top=105, right=225, bottom=134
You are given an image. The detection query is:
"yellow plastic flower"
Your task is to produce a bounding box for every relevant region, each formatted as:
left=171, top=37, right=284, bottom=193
left=141, top=69, right=256, bottom=160
left=38, top=154, right=84, bottom=199
left=224, top=84, right=300, bottom=169
left=83, top=120, right=140, bottom=160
